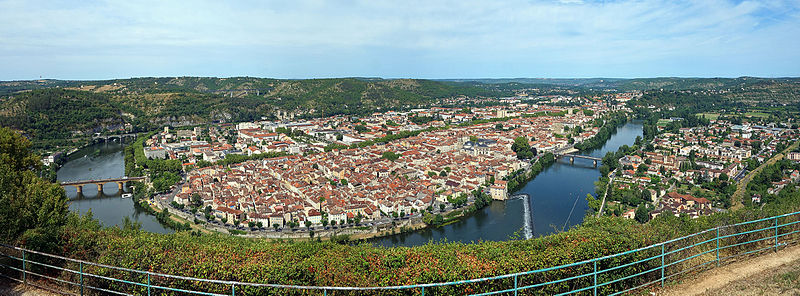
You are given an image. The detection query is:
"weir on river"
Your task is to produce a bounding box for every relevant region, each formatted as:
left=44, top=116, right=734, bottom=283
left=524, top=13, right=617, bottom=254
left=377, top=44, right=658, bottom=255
left=510, top=193, right=533, bottom=239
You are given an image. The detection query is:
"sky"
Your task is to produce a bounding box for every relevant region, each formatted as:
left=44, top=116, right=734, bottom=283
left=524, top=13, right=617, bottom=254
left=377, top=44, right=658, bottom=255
left=1, top=0, right=799, bottom=80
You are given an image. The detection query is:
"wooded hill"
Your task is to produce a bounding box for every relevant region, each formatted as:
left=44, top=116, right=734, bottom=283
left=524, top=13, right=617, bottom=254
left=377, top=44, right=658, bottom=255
left=1, top=77, right=798, bottom=150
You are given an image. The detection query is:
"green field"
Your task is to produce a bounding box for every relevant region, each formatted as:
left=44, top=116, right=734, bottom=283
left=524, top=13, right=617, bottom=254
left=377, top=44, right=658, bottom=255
left=743, top=112, right=770, bottom=118
left=697, top=112, right=721, bottom=120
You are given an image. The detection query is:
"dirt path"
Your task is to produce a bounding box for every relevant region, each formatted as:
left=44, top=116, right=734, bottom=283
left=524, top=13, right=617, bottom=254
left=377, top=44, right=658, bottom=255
left=659, top=243, right=800, bottom=296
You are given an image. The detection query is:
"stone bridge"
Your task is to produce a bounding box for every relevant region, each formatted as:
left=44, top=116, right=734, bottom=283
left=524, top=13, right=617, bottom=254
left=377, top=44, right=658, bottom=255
left=92, top=133, right=137, bottom=142
left=60, top=176, right=146, bottom=195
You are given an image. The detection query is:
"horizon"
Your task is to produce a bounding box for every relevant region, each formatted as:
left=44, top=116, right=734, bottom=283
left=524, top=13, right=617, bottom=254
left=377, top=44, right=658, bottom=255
left=3, top=75, right=800, bottom=83
left=1, top=0, right=799, bottom=80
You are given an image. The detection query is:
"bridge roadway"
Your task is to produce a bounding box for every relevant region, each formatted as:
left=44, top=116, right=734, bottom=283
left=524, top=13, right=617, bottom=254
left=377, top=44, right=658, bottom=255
left=92, top=133, right=137, bottom=142
left=556, top=153, right=602, bottom=166
left=60, top=176, right=146, bottom=195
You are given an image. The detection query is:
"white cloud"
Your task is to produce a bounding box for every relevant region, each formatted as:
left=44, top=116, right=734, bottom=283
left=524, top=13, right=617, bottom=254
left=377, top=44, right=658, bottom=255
left=0, top=0, right=798, bottom=79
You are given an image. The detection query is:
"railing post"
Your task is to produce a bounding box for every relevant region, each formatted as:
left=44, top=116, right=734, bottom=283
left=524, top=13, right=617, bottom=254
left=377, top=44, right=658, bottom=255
left=80, top=262, right=84, bottom=296
left=660, top=244, right=665, bottom=288
left=775, top=216, right=779, bottom=252
left=514, top=274, right=518, bottom=296
left=422, top=286, right=425, bottom=296
left=232, top=283, right=236, bottom=296
left=147, top=273, right=151, bottom=296
left=21, top=249, right=26, bottom=285
left=716, top=227, right=720, bottom=267
left=593, top=259, right=598, bottom=296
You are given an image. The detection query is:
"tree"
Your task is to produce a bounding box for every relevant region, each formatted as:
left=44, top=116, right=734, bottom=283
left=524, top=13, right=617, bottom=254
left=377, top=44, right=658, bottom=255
left=190, top=193, right=202, bottom=208
left=439, top=204, right=446, bottom=212
left=635, top=205, right=650, bottom=223
left=719, top=173, right=729, bottom=182
left=381, top=151, right=401, bottom=161
left=273, top=223, right=279, bottom=231
left=0, top=127, right=69, bottom=244
left=511, top=136, right=533, bottom=159
left=248, top=221, right=256, bottom=228
left=305, top=220, right=312, bottom=228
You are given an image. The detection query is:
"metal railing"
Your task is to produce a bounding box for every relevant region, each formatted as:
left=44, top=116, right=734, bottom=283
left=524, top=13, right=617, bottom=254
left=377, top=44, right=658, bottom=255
left=1, top=210, right=800, bottom=295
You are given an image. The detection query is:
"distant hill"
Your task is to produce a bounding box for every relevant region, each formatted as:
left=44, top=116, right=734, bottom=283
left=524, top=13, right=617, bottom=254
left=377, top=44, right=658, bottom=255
left=2, top=76, right=798, bottom=150
left=0, top=77, right=513, bottom=149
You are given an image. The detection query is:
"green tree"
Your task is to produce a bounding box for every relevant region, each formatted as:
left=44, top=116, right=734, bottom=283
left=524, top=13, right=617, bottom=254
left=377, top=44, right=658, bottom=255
left=634, top=205, right=650, bottom=223
left=0, top=127, right=69, bottom=245
left=381, top=151, right=401, bottom=161
left=190, top=193, right=202, bottom=208
left=511, top=136, right=533, bottom=159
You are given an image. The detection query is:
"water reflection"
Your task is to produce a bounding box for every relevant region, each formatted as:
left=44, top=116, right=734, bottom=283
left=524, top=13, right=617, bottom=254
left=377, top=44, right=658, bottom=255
left=58, top=141, right=172, bottom=234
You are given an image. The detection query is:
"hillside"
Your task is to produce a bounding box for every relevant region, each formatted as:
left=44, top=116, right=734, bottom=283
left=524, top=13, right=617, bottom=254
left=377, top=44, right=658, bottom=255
left=0, top=89, right=125, bottom=149
left=2, top=76, right=799, bottom=151
left=0, top=78, right=512, bottom=149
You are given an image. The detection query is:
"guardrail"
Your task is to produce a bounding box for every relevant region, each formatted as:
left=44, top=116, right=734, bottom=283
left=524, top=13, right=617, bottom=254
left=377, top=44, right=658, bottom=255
left=1, top=210, right=800, bottom=295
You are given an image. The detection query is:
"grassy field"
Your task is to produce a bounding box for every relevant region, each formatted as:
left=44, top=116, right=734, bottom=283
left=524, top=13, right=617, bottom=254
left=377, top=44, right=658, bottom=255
left=697, top=112, right=721, bottom=121
left=743, top=111, right=770, bottom=118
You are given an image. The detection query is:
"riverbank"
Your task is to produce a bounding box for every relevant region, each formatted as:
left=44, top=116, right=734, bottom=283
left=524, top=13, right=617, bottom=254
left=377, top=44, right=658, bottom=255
left=76, top=114, right=640, bottom=244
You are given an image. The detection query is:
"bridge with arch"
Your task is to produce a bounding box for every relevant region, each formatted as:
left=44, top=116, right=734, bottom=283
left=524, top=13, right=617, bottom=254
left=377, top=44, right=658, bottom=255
left=91, top=133, right=138, bottom=142
left=60, top=176, right=145, bottom=195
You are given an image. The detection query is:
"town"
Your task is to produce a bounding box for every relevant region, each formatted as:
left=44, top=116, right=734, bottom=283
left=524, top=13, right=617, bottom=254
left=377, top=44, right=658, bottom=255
left=596, top=114, right=800, bottom=222
left=137, top=97, right=628, bottom=235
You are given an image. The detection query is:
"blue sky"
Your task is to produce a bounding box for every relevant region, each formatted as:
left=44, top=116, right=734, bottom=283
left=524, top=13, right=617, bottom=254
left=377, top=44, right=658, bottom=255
left=1, top=0, right=798, bottom=80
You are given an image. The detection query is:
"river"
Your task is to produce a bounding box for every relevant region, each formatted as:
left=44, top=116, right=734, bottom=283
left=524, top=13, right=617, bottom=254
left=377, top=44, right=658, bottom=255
left=58, top=121, right=642, bottom=242
left=371, top=120, right=643, bottom=247
left=57, top=141, right=172, bottom=234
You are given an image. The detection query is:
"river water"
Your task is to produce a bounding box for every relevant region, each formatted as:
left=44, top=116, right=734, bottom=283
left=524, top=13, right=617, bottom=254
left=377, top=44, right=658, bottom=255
left=372, top=120, right=643, bottom=247
left=58, top=121, right=642, bottom=242
left=58, top=141, right=172, bottom=234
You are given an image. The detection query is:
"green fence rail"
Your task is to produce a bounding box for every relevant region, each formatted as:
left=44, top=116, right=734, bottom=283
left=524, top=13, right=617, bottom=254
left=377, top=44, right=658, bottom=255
left=2, top=210, right=800, bottom=295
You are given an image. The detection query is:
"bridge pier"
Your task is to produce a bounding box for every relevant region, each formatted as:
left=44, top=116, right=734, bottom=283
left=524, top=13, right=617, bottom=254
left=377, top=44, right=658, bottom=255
left=570, top=156, right=574, bottom=163
left=593, top=160, right=598, bottom=167
left=61, top=177, right=146, bottom=195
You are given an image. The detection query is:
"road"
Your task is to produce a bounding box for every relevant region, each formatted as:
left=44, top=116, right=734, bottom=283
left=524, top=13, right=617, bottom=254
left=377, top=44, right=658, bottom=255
left=596, top=170, right=615, bottom=218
